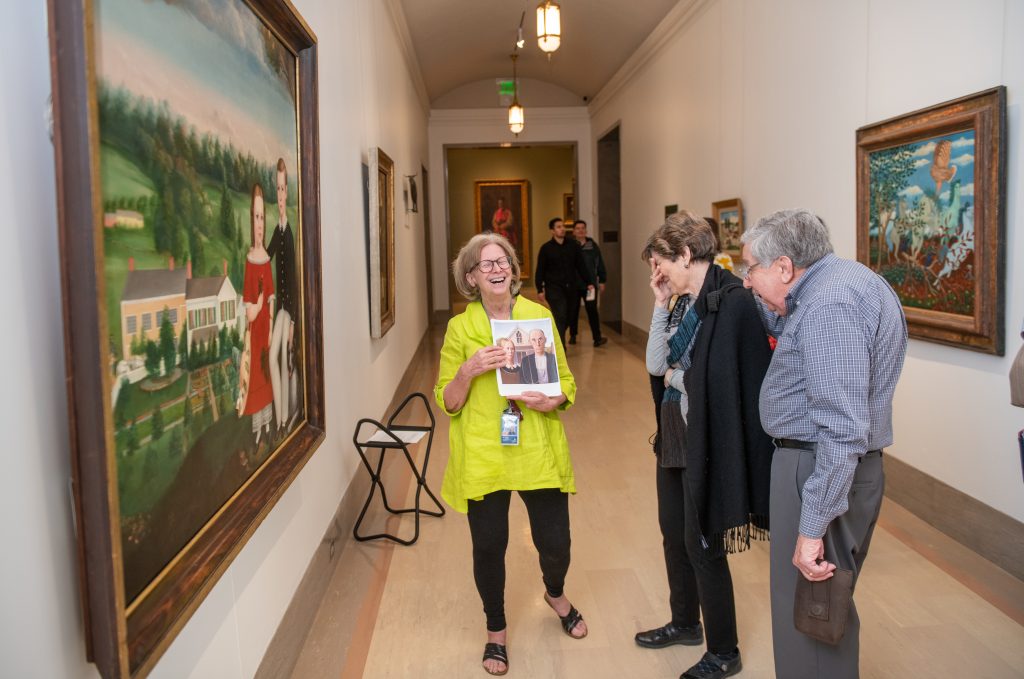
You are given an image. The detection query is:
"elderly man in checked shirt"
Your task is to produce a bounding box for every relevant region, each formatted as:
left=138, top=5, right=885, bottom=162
left=740, top=209, right=907, bottom=679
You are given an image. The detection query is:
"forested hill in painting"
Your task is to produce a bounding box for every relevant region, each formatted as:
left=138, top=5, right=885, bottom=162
left=98, top=83, right=291, bottom=296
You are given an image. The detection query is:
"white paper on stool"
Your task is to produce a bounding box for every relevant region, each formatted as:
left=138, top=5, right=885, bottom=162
left=367, top=429, right=427, bottom=444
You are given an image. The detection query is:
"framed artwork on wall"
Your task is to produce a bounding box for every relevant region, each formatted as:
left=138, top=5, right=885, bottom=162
left=856, top=87, right=1006, bottom=355
left=403, top=173, right=419, bottom=214
left=712, top=198, right=744, bottom=257
left=47, top=0, right=326, bottom=676
left=369, top=148, right=396, bottom=338
left=563, top=193, right=576, bottom=222
left=475, top=179, right=531, bottom=278
left=664, top=204, right=678, bottom=219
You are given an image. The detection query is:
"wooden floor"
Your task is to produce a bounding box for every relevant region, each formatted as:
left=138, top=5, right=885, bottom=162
left=289, top=319, right=1024, bottom=679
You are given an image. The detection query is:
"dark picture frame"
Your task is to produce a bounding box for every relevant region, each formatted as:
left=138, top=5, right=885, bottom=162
left=475, top=179, right=531, bottom=278
left=369, top=147, right=396, bottom=338
left=563, top=193, right=576, bottom=222
left=712, top=198, right=744, bottom=257
left=404, top=173, right=419, bottom=214
left=856, top=87, right=1006, bottom=355
left=47, top=0, right=326, bottom=676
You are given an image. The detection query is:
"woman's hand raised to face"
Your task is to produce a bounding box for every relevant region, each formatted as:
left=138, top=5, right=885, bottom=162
left=649, top=260, right=672, bottom=308
left=460, top=345, right=507, bottom=379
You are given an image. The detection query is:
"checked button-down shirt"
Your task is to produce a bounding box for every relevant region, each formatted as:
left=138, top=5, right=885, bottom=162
left=757, top=254, right=908, bottom=538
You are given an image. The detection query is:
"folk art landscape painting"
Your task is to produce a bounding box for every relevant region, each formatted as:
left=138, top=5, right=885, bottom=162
left=866, top=130, right=977, bottom=315
left=97, top=0, right=304, bottom=602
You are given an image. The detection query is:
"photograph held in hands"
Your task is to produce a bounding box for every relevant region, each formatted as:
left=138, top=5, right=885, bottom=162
left=491, top=317, right=562, bottom=398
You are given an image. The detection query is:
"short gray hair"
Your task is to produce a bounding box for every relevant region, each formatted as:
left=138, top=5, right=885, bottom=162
left=451, top=233, right=522, bottom=300
left=741, top=208, right=833, bottom=269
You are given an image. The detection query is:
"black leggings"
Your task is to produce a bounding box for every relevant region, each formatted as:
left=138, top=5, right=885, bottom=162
left=656, top=464, right=739, bottom=655
left=467, top=488, right=571, bottom=632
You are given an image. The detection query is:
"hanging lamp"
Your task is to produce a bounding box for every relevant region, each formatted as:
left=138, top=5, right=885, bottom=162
left=536, top=1, right=561, bottom=54
left=508, top=53, right=524, bottom=135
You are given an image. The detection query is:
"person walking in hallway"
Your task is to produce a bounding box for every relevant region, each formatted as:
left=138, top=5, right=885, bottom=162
left=570, top=219, right=608, bottom=347
left=436, top=233, right=588, bottom=677
left=535, top=217, right=594, bottom=348
left=740, top=209, right=908, bottom=679
left=636, top=211, right=774, bottom=679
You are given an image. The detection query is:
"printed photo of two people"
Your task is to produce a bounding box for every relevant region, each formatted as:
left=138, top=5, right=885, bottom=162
left=490, top=318, right=561, bottom=398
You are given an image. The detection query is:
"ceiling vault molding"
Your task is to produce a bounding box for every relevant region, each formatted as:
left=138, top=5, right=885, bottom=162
left=384, top=0, right=431, bottom=113
left=588, top=0, right=714, bottom=116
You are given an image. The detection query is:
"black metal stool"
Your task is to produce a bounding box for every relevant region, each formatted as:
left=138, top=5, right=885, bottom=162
left=352, top=392, right=444, bottom=545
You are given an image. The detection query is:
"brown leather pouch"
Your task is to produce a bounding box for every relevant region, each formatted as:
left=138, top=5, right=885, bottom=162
left=793, top=567, right=854, bottom=645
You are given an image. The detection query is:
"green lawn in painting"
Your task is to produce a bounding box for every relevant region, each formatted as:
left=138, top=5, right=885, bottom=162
left=101, top=142, right=156, bottom=199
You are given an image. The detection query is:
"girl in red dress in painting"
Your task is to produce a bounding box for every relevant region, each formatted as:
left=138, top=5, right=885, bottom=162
left=240, top=183, right=275, bottom=444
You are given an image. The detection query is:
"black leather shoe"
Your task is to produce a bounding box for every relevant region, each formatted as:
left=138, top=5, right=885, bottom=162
left=634, top=622, right=703, bottom=648
left=681, top=650, right=742, bottom=678
left=593, top=337, right=608, bottom=347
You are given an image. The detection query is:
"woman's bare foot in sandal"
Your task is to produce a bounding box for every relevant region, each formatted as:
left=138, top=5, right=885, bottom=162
left=482, top=629, right=508, bottom=675
left=543, top=592, right=588, bottom=638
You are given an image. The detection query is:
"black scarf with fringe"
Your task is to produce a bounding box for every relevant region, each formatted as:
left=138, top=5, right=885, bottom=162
left=682, top=265, right=775, bottom=555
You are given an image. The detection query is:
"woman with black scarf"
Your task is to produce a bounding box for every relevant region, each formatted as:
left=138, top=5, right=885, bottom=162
left=635, top=210, right=774, bottom=679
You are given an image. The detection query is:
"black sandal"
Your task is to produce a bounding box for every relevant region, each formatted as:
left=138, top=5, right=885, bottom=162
left=544, top=593, right=588, bottom=639
left=481, top=642, right=508, bottom=676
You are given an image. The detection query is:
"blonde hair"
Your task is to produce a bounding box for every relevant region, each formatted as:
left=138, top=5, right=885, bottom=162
left=451, top=233, right=522, bottom=300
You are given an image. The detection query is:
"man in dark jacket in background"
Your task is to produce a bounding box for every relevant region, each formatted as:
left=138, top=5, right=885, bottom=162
left=535, top=217, right=594, bottom=347
left=569, top=219, right=608, bottom=347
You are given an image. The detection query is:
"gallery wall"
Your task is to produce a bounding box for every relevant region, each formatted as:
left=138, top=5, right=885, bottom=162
left=428, top=107, right=592, bottom=310
left=446, top=145, right=576, bottom=288
left=2, top=0, right=430, bottom=677
left=588, top=0, right=1024, bottom=522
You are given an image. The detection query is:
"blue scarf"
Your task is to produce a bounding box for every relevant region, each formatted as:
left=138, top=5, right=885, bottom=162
left=662, top=300, right=700, bottom=404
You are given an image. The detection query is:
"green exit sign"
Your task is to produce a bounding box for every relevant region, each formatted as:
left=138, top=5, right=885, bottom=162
left=497, top=80, right=515, bottom=96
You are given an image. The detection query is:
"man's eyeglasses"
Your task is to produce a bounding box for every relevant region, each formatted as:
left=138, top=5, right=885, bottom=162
left=739, top=262, right=762, bottom=280
left=473, top=256, right=512, bottom=273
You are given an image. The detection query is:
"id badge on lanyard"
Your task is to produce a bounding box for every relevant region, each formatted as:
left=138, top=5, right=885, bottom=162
left=501, top=400, right=523, bottom=445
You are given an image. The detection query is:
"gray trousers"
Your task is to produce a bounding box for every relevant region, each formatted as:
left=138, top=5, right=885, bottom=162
left=269, top=308, right=294, bottom=427
left=769, top=447, right=884, bottom=679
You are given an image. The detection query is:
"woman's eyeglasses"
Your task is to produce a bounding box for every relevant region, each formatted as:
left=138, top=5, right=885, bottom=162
left=473, top=256, right=512, bottom=273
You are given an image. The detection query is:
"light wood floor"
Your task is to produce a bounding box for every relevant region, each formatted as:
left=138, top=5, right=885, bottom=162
left=290, top=320, right=1024, bottom=679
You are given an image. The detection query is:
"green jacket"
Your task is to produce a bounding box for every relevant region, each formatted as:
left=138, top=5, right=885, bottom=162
left=434, top=297, right=577, bottom=513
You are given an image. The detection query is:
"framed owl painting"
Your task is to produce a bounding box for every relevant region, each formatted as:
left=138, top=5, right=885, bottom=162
left=856, top=87, right=1006, bottom=355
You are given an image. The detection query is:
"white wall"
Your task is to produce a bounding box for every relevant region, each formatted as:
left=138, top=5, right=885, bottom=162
left=427, top=107, right=592, bottom=309
left=589, top=0, right=1024, bottom=522
left=1, top=0, right=429, bottom=677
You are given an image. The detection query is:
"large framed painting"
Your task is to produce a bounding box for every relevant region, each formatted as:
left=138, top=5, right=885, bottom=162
left=856, top=87, right=1006, bottom=355
left=712, top=198, right=744, bottom=257
left=475, top=179, right=531, bottom=278
left=369, top=147, right=395, bottom=338
left=47, top=0, right=326, bottom=676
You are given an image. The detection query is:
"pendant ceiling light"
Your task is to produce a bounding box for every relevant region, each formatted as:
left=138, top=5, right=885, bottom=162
left=508, top=53, right=524, bottom=135
left=536, top=1, right=561, bottom=54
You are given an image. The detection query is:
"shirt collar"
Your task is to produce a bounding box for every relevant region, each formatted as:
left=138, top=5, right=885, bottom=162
left=278, top=220, right=289, bottom=232
left=784, top=253, right=835, bottom=315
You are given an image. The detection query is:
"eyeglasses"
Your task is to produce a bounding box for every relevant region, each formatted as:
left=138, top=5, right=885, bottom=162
left=473, top=256, right=512, bottom=273
left=739, top=262, right=762, bottom=280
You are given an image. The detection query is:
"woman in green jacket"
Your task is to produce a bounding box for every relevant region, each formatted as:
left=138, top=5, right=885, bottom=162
left=435, top=233, right=587, bottom=676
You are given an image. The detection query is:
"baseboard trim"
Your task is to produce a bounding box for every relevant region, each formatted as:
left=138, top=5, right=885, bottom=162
left=619, top=317, right=1024, bottom=581
left=255, top=326, right=440, bottom=679
left=883, top=454, right=1024, bottom=581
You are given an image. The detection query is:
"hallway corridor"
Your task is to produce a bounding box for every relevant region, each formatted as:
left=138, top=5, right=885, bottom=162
left=285, top=320, right=1024, bottom=679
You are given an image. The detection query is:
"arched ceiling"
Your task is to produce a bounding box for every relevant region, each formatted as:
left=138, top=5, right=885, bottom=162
left=398, top=0, right=681, bottom=103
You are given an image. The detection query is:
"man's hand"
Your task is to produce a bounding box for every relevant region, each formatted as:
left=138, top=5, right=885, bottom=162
left=510, top=391, right=565, bottom=413
left=792, top=534, right=836, bottom=581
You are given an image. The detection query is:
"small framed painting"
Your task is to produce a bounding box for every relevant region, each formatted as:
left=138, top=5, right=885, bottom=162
left=712, top=198, right=744, bottom=257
